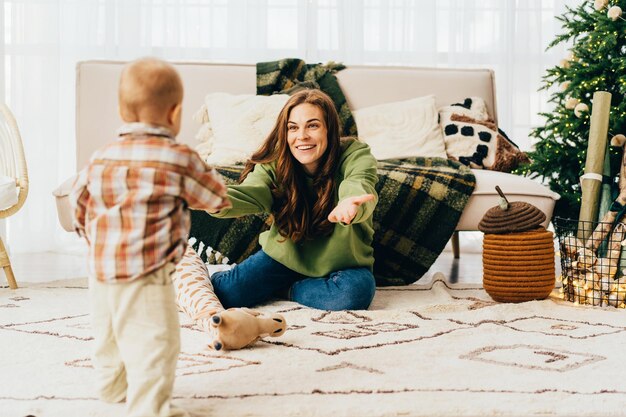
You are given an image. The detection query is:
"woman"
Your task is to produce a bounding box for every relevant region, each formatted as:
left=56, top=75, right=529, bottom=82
left=209, top=89, right=378, bottom=311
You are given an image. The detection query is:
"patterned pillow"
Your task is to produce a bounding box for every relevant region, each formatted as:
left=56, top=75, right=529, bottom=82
left=439, top=97, right=530, bottom=173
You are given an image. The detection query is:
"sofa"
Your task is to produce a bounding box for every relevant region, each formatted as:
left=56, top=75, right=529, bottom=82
left=54, top=60, right=560, bottom=259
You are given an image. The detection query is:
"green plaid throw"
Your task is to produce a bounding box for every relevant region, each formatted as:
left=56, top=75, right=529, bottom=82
left=189, top=158, right=475, bottom=286
left=256, top=58, right=357, bottom=137
left=372, top=158, right=475, bottom=285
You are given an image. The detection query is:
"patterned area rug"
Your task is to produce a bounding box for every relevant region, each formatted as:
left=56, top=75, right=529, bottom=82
left=2, top=273, right=626, bottom=417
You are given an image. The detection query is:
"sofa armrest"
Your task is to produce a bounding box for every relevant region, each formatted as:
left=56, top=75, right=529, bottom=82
left=455, top=169, right=560, bottom=231
left=52, top=175, right=77, bottom=232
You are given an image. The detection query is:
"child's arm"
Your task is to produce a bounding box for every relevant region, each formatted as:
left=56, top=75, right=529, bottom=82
left=183, top=153, right=232, bottom=212
left=184, top=152, right=274, bottom=217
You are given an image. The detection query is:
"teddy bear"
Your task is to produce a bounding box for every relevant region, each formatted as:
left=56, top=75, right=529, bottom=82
left=172, top=246, right=287, bottom=351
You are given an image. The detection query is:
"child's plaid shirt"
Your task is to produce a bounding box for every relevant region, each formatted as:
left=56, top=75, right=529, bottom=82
left=70, top=123, right=230, bottom=283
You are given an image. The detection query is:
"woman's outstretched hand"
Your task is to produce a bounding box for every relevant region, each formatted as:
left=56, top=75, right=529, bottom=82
left=328, top=194, right=375, bottom=225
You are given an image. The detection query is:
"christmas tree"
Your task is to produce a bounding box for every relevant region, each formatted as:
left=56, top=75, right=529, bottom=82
left=520, top=0, right=626, bottom=221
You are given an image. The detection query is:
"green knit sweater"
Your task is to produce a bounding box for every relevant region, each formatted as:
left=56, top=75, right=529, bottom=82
left=212, top=139, right=378, bottom=277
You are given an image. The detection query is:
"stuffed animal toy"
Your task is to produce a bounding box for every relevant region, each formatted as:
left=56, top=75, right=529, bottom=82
left=195, top=307, right=286, bottom=351
left=173, top=246, right=287, bottom=351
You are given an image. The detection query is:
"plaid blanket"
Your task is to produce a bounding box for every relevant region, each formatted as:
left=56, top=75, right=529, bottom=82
left=189, top=158, right=475, bottom=286
left=256, top=58, right=357, bottom=137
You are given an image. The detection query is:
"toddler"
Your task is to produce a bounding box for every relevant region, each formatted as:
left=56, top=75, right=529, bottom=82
left=70, top=57, right=230, bottom=417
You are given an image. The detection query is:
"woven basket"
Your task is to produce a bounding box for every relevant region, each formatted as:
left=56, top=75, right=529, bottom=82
left=482, top=228, right=556, bottom=302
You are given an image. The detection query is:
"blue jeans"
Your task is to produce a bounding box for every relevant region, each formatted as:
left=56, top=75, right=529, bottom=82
left=211, top=250, right=376, bottom=311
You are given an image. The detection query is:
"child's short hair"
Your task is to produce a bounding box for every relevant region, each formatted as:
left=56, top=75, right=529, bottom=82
left=118, top=57, right=183, bottom=122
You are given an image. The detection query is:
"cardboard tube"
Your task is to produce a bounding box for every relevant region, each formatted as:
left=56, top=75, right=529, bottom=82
left=597, top=143, right=612, bottom=222
left=578, top=91, right=612, bottom=241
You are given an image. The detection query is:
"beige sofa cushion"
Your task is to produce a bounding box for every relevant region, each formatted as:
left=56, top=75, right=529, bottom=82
left=54, top=168, right=559, bottom=234
left=456, top=169, right=559, bottom=231
left=75, top=62, right=497, bottom=170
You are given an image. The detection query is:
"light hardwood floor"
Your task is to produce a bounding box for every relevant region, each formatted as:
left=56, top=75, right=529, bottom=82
left=2, top=233, right=488, bottom=287
left=3, top=246, right=562, bottom=288
left=8, top=250, right=87, bottom=284
left=5, top=230, right=568, bottom=288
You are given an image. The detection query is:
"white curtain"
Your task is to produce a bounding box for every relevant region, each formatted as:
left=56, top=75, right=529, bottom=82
left=2, top=0, right=575, bottom=254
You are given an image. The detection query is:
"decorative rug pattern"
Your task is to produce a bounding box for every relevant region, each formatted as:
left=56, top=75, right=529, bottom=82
left=2, top=273, right=626, bottom=417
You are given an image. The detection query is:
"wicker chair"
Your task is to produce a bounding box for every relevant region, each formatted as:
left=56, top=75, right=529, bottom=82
left=0, top=104, right=28, bottom=289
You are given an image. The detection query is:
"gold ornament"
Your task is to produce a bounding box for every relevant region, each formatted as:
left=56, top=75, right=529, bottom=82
left=608, top=5, right=622, bottom=20
left=574, top=102, right=589, bottom=118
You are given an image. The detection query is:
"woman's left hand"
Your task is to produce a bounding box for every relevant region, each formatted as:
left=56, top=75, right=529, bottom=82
left=328, top=194, right=375, bottom=224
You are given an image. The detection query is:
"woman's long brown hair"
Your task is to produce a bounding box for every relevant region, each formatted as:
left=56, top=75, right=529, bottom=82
left=240, top=89, right=342, bottom=243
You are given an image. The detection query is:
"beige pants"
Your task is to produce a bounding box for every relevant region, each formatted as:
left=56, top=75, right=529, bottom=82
left=89, top=263, right=187, bottom=417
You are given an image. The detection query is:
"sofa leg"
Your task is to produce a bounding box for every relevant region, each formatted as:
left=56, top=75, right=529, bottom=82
left=451, top=231, right=460, bottom=259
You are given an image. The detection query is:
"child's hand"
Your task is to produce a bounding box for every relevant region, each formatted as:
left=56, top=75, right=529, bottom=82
left=327, top=194, right=375, bottom=224
left=208, top=196, right=231, bottom=214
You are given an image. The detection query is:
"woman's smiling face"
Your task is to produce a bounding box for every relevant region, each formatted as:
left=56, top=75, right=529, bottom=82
left=287, top=103, right=328, bottom=175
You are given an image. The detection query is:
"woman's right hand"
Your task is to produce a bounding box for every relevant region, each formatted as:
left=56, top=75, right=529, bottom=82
left=327, top=194, right=375, bottom=225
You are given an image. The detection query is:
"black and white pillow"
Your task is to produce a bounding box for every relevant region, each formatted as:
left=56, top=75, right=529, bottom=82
left=439, top=97, right=529, bottom=173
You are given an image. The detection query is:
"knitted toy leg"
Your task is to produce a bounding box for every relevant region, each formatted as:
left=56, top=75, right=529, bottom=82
left=172, top=246, right=224, bottom=345
left=172, top=246, right=288, bottom=351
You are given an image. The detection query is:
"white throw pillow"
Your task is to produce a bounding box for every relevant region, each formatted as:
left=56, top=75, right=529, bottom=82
left=352, top=95, right=447, bottom=160
left=194, top=123, right=214, bottom=161
left=191, top=103, right=214, bottom=160
left=195, top=93, right=290, bottom=166
left=0, top=175, right=18, bottom=210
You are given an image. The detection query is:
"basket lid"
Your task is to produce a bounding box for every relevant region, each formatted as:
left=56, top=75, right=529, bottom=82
left=478, top=186, right=546, bottom=234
